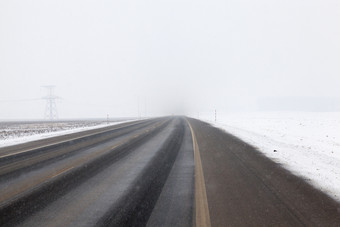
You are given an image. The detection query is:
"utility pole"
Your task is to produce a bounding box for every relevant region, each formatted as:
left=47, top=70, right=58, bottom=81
left=42, top=85, right=59, bottom=121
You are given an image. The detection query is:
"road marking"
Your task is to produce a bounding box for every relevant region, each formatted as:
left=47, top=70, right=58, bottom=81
left=0, top=166, right=75, bottom=203
left=51, top=166, right=75, bottom=179
left=0, top=122, right=165, bottom=205
left=186, top=119, right=211, bottom=227
left=0, top=121, right=143, bottom=159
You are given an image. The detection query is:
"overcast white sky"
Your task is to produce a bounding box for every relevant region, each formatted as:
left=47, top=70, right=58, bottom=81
left=1, top=0, right=340, bottom=119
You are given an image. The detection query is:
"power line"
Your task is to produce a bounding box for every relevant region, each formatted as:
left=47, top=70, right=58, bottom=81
left=0, top=98, right=41, bottom=103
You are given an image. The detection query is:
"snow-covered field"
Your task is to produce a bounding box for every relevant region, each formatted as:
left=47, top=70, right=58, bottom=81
left=0, top=119, right=136, bottom=148
left=199, top=112, right=340, bottom=202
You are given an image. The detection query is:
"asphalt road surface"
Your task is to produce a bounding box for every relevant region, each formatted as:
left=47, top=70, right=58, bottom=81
left=0, top=117, right=339, bottom=226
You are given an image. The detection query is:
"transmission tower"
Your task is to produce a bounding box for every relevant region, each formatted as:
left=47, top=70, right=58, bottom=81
left=42, top=85, right=59, bottom=120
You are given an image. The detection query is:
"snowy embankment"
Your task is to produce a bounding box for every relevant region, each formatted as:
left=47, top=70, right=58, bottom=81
left=200, top=112, right=340, bottom=202
left=0, top=119, right=137, bottom=148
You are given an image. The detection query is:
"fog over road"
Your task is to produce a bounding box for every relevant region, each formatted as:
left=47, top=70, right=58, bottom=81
left=0, top=117, right=339, bottom=226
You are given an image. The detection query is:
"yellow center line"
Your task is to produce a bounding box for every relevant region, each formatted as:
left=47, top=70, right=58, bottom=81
left=186, top=119, right=211, bottom=227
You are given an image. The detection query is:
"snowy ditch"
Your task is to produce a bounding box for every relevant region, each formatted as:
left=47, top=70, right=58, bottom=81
left=199, top=112, right=340, bottom=202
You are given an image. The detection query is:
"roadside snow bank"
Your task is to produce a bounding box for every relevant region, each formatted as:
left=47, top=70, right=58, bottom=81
left=0, top=120, right=137, bottom=148
left=200, top=112, right=340, bottom=202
